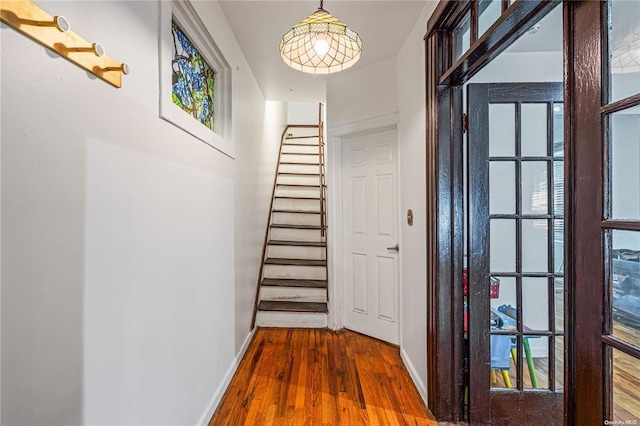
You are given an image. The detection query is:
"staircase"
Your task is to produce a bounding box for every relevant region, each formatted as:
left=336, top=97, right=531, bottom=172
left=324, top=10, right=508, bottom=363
left=252, top=105, right=328, bottom=328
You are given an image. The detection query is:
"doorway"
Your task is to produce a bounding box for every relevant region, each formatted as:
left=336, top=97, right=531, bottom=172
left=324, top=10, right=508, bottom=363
left=425, top=0, right=640, bottom=423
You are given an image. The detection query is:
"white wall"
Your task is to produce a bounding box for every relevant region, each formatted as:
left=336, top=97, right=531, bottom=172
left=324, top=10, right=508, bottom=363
left=1, top=1, right=278, bottom=424
left=396, top=1, right=437, bottom=402
left=287, top=101, right=319, bottom=125
left=326, top=2, right=436, bottom=402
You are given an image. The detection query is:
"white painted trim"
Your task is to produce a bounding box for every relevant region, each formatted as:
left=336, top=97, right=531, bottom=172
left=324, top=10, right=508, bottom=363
left=159, top=0, right=234, bottom=158
left=401, top=348, right=427, bottom=405
left=197, top=328, right=256, bottom=426
left=327, top=112, right=401, bottom=335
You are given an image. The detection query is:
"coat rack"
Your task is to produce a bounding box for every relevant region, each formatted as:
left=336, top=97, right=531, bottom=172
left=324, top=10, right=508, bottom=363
left=1, top=0, right=130, bottom=88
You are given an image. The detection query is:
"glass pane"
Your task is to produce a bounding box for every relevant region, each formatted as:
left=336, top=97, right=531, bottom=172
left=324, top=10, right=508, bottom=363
left=490, top=162, right=516, bottom=214
left=491, top=277, right=517, bottom=326
left=521, top=104, right=548, bottom=157
left=522, top=161, right=549, bottom=215
left=610, top=105, right=640, bottom=220
left=523, top=277, right=549, bottom=332
left=611, top=230, right=640, bottom=348
left=522, top=219, right=549, bottom=272
left=608, top=0, right=640, bottom=103
left=555, top=270, right=564, bottom=332
left=490, top=333, right=516, bottom=389
left=553, top=103, right=564, bottom=158
left=553, top=161, right=564, bottom=216
left=489, top=104, right=516, bottom=157
left=491, top=219, right=516, bottom=272
left=555, top=337, right=564, bottom=390
left=553, top=219, right=564, bottom=273
left=523, top=336, right=549, bottom=389
left=453, top=11, right=471, bottom=62
left=478, top=0, right=502, bottom=37
left=612, top=348, right=640, bottom=421
left=172, top=21, right=217, bottom=131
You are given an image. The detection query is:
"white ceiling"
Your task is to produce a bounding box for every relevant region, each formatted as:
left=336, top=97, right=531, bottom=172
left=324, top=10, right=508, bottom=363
left=219, top=1, right=430, bottom=102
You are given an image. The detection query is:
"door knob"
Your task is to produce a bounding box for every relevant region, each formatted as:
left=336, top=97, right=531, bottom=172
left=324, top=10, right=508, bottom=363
left=387, top=244, right=399, bottom=252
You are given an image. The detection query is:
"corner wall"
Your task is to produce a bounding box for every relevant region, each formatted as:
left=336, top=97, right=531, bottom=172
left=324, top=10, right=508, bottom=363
left=0, top=1, right=278, bottom=424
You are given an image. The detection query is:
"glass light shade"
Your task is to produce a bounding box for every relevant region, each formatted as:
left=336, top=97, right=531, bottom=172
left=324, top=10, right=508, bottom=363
left=279, top=8, right=362, bottom=74
left=611, top=27, right=640, bottom=74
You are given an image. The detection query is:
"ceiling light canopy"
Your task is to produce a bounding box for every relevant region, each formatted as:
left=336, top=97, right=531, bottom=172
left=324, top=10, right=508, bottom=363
left=279, top=0, right=362, bottom=75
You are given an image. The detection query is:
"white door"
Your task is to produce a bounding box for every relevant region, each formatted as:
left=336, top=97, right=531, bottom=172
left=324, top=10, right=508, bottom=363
left=342, top=128, right=399, bottom=344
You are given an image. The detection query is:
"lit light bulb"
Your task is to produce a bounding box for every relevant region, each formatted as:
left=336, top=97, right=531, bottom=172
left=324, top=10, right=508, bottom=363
left=314, top=38, right=330, bottom=57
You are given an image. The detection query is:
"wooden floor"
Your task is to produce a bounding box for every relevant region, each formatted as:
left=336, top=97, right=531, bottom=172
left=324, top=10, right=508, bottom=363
left=209, top=328, right=437, bottom=425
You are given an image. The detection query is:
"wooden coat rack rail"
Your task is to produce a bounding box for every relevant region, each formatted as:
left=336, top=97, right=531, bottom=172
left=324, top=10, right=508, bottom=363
left=1, top=0, right=130, bottom=88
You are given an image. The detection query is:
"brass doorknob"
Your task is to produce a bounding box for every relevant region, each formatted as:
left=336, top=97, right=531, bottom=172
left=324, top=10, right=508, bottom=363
left=387, top=244, right=399, bottom=252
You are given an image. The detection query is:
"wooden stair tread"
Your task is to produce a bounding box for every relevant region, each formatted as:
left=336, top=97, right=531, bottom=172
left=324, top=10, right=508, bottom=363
left=278, top=172, right=320, bottom=176
left=280, top=162, right=320, bottom=165
left=281, top=152, right=319, bottom=156
left=272, top=209, right=321, bottom=214
left=261, top=278, right=327, bottom=288
left=283, top=143, right=320, bottom=147
left=257, top=300, right=327, bottom=313
left=268, top=240, right=326, bottom=247
left=271, top=224, right=321, bottom=230
left=265, top=258, right=327, bottom=266
left=274, top=196, right=320, bottom=200
left=276, top=183, right=321, bottom=188
left=285, top=135, right=319, bottom=139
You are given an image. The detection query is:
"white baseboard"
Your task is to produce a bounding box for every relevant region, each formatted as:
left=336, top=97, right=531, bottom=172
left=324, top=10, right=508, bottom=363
left=197, top=328, right=256, bottom=426
left=400, top=347, right=427, bottom=405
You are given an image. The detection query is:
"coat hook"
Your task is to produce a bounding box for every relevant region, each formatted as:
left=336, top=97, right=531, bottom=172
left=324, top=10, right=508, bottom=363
left=103, top=63, right=131, bottom=75
left=68, top=42, right=105, bottom=57
left=35, top=15, right=70, bottom=33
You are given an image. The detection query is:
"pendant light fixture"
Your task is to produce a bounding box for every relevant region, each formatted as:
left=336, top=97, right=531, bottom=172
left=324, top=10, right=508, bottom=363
left=279, top=0, right=362, bottom=74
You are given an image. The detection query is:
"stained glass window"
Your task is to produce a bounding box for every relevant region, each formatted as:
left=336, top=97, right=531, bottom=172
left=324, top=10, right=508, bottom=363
left=171, top=21, right=216, bottom=131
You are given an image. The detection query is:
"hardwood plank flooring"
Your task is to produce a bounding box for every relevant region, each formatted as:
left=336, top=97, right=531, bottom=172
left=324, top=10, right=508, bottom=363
left=209, top=328, right=438, bottom=425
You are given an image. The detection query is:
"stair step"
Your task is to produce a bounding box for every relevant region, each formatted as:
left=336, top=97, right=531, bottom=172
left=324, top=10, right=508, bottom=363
left=281, top=152, right=318, bottom=156
left=268, top=240, right=326, bottom=247
left=272, top=209, right=321, bottom=214
left=261, top=278, right=327, bottom=288
left=271, top=224, right=321, bottom=230
left=283, top=143, right=320, bottom=147
left=257, top=300, right=328, bottom=313
left=276, top=184, right=321, bottom=188
left=280, top=162, right=320, bottom=166
left=275, top=196, right=320, bottom=200
left=265, top=258, right=327, bottom=266
left=278, top=172, right=320, bottom=176
left=285, top=135, right=319, bottom=140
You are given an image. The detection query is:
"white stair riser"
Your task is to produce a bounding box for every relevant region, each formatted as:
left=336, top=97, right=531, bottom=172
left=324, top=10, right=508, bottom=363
left=287, top=128, right=319, bottom=137
left=277, top=175, right=320, bottom=186
left=263, top=264, right=327, bottom=280
left=282, top=145, right=319, bottom=155
left=273, top=198, right=320, bottom=212
left=272, top=212, right=321, bottom=226
left=260, top=286, right=327, bottom=303
left=269, top=226, right=323, bottom=241
left=276, top=186, right=321, bottom=198
left=267, top=245, right=324, bottom=259
left=256, top=311, right=327, bottom=328
left=280, top=154, right=320, bottom=164
left=279, top=163, right=319, bottom=174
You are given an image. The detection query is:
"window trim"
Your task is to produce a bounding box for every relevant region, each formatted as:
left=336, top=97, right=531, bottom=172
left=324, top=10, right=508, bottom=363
left=159, top=0, right=233, bottom=158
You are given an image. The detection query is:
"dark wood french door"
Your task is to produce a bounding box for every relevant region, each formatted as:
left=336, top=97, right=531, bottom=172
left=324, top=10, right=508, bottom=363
left=467, top=82, right=564, bottom=424
left=571, top=1, right=640, bottom=423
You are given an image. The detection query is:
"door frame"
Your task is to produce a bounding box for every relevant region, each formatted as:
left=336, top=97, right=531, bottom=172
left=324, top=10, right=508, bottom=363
left=424, top=0, right=566, bottom=422
left=326, top=113, right=401, bottom=332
